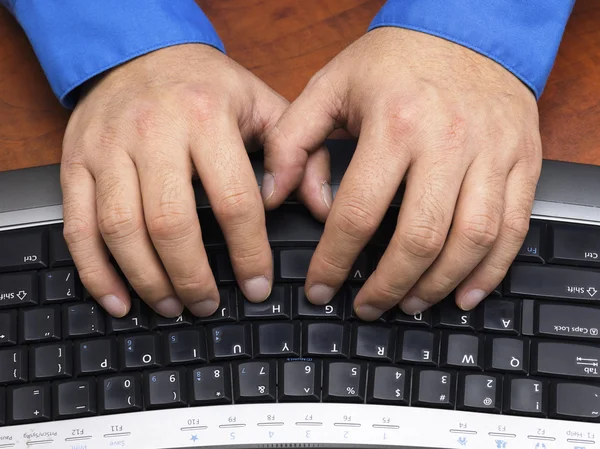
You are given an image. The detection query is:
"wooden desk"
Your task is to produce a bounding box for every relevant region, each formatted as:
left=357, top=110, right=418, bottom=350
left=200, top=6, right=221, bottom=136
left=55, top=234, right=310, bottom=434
left=1, top=0, right=599, bottom=172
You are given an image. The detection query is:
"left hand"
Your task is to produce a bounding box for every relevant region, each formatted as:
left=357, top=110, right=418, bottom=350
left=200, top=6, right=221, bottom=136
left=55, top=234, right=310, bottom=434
left=263, top=27, right=542, bottom=320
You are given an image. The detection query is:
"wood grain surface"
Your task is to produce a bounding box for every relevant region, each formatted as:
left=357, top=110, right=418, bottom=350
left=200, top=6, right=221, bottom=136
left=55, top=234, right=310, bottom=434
left=0, top=0, right=598, bottom=172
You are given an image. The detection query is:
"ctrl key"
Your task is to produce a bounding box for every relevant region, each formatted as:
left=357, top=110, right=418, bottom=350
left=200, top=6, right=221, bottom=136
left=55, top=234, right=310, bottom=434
left=7, top=383, right=51, bottom=424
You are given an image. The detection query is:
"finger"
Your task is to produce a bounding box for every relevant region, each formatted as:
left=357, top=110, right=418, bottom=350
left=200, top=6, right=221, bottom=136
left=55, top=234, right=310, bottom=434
left=295, top=145, right=332, bottom=222
left=94, top=155, right=182, bottom=317
left=136, top=142, right=219, bottom=317
left=456, top=157, right=540, bottom=310
left=60, top=161, right=130, bottom=317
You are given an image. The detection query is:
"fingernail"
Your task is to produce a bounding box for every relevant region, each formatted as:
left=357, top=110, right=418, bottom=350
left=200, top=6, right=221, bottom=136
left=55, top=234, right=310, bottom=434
left=98, top=294, right=127, bottom=318
left=356, top=304, right=384, bottom=321
left=188, top=299, right=219, bottom=317
left=155, top=296, right=184, bottom=317
left=307, top=284, right=335, bottom=305
left=459, top=289, right=487, bottom=310
left=242, top=275, right=272, bottom=302
left=400, top=296, right=430, bottom=315
left=261, top=172, right=275, bottom=202
left=322, top=181, right=333, bottom=209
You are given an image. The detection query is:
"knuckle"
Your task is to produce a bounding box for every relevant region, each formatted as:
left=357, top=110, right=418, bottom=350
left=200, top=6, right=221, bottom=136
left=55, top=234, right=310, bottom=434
left=97, top=203, right=140, bottom=241
left=214, top=187, right=260, bottom=226
left=437, top=113, right=468, bottom=153
left=315, top=252, right=350, bottom=278
left=128, top=100, right=160, bottom=140
left=62, top=215, right=95, bottom=247
left=171, top=273, right=209, bottom=298
left=383, top=99, right=420, bottom=140
left=334, top=196, right=379, bottom=243
left=146, top=209, right=197, bottom=243
left=459, top=213, right=500, bottom=250
left=185, top=88, right=223, bottom=124
left=230, top=245, right=268, bottom=271
left=502, top=210, right=530, bottom=242
left=396, top=222, right=446, bottom=260
left=77, top=265, right=106, bottom=290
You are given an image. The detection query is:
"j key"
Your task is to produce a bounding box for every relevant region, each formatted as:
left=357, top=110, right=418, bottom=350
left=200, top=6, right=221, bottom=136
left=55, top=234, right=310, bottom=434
left=242, top=285, right=290, bottom=319
left=41, top=268, right=79, bottom=303
left=533, top=341, right=600, bottom=379
left=398, top=329, right=439, bottom=365
left=209, top=323, right=251, bottom=360
left=30, top=342, right=72, bottom=380
left=189, top=365, right=232, bottom=405
left=549, top=223, right=600, bottom=267
left=279, top=360, right=320, bottom=402
left=352, top=324, right=394, bottom=361
left=0, top=388, right=4, bottom=425
left=509, top=263, right=600, bottom=301
left=144, top=368, right=187, bottom=409
left=348, top=252, right=372, bottom=281
left=7, top=383, right=51, bottom=424
left=367, top=365, right=410, bottom=405
left=486, top=337, right=528, bottom=374
left=0, top=271, right=37, bottom=308
left=441, top=333, right=483, bottom=370
left=166, top=329, right=207, bottom=364
left=196, top=287, right=238, bottom=323
left=99, top=374, right=143, bottom=414
left=0, top=347, right=27, bottom=383
left=0, top=227, right=48, bottom=273
left=215, top=253, right=234, bottom=282
left=120, top=334, right=162, bottom=369
left=434, top=302, right=474, bottom=330
left=64, top=302, right=104, bottom=338
left=279, top=249, right=313, bottom=280
left=294, top=287, right=344, bottom=319
left=49, top=225, right=73, bottom=267
left=504, top=377, right=546, bottom=417
left=0, top=310, right=17, bottom=346
left=255, top=322, right=300, bottom=357
left=20, top=306, right=60, bottom=342
left=53, top=379, right=96, bottom=419
left=234, top=361, right=276, bottom=403
left=76, top=338, right=118, bottom=375
left=411, top=369, right=456, bottom=409
left=323, top=361, right=366, bottom=403
left=391, top=308, right=432, bottom=327
left=458, top=373, right=501, bottom=413
left=151, top=311, right=193, bottom=329
left=516, top=222, right=544, bottom=263
left=551, top=382, right=600, bottom=422
left=537, top=302, right=600, bottom=340
left=304, top=322, right=350, bottom=357
left=107, top=298, right=149, bottom=333
left=480, top=299, right=518, bottom=334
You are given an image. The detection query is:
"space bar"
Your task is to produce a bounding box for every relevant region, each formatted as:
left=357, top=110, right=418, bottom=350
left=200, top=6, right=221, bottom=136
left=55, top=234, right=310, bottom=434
left=509, top=263, right=600, bottom=301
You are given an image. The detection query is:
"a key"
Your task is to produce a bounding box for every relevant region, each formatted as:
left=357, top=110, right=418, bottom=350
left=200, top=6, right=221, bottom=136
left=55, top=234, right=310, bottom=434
left=504, top=377, right=546, bottom=417
left=189, top=365, right=232, bottom=405
left=215, top=253, right=235, bottom=283
left=441, top=333, right=483, bottom=369
left=120, top=334, right=162, bottom=369
left=278, top=360, right=320, bottom=402
left=76, top=338, right=118, bottom=375
left=293, top=287, right=344, bottom=319
left=0, top=310, right=17, bottom=346
left=40, top=268, right=80, bottom=303
left=351, top=324, right=394, bottom=361
left=99, top=374, right=143, bottom=414
left=196, top=287, right=238, bottom=323
left=323, top=361, right=366, bottom=403
left=53, top=379, right=96, bottom=419
left=485, top=337, right=528, bottom=374
left=255, top=322, right=300, bottom=357
left=303, top=322, right=349, bottom=357
left=0, top=347, right=27, bottom=383
left=548, top=222, right=600, bottom=267
left=107, top=298, right=149, bottom=333
left=536, top=302, right=600, bottom=340
left=0, top=271, right=38, bottom=309
left=551, top=382, right=600, bottom=422
left=411, top=369, right=456, bottom=409
left=234, top=361, right=276, bottom=403
left=391, top=308, right=432, bottom=327
left=151, top=311, right=193, bottom=329
left=209, top=323, right=251, bottom=360
left=20, top=306, right=60, bottom=342
left=367, top=365, right=410, bottom=405
left=64, top=302, right=104, bottom=338
left=242, top=285, right=290, bottom=319
left=278, top=249, right=313, bottom=280
left=30, top=342, right=72, bottom=380
left=532, top=340, right=600, bottom=379
left=7, top=383, right=51, bottom=424
left=165, top=329, right=207, bottom=364
left=434, top=302, right=475, bottom=330
left=480, top=298, right=519, bottom=334
left=348, top=252, right=372, bottom=281
left=0, top=227, right=48, bottom=273
left=397, top=329, right=439, bottom=365
left=516, top=222, right=544, bottom=263
left=144, top=368, right=187, bottom=409
left=458, top=373, right=501, bottom=413
left=49, top=225, right=73, bottom=267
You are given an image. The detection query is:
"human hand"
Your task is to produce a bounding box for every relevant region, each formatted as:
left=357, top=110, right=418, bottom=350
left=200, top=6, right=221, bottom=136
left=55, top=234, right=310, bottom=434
left=264, top=27, right=542, bottom=319
left=61, top=44, right=329, bottom=318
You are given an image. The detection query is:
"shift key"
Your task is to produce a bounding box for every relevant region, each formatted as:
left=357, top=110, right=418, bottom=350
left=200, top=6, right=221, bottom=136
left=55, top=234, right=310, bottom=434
left=0, top=272, right=38, bottom=308
left=533, top=341, right=600, bottom=379
left=537, top=303, right=600, bottom=340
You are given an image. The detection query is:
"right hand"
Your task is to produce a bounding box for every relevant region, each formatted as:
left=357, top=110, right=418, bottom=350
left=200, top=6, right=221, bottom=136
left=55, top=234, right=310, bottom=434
left=61, top=44, right=331, bottom=318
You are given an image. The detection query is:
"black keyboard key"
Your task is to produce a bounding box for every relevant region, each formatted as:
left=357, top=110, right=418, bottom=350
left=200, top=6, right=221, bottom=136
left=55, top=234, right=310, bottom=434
left=323, top=361, right=366, bottom=403
left=49, top=225, right=73, bottom=267
left=30, top=342, right=72, bottom=380
left=234, top=361, right=276, bottom=403
left=411, top=369, right=455, bottom=409
left=196, top=287, right=238, bottom=323
left=166, top=329, right=206, bottom=364
left=279, top=249, right=313, bottom=280
left=516, top=222, right=544, bottom=263
left=458, top=373, right=501, bottom=413
left=486, top=337, right=528, bottom=374
left=391, top=308, right=432, bottom=327
left=144, top=368, right=187, bottom=409
left=0, top=388, right=4, bottom=425
left=76, top=338, right=118, bottom=375
left=255, top=322, right=300, bottom=357
left=120, top=334, right=162, bottom=370
left=99, top=374, right=143, bottom=414
left=279, top=360, right=320, bottom=402
left=480, top=298, right=519, bottom=334
left=533, top=341, right=600, bottom=379
left=549, top=223, right=600, bottom=267
left=551, top=382, right=600, bottom=422
left=0, top=310, right=17, bottom=346
left=215, top=254, right=235, bottom=283
left=0, top=227, right=48, bottom=273
left=242, top=285, right=290, bottom=319
left=189, top=365, right=232, bottom=405
left=294, top=287, right=344, bottom=319
left=40, top=267, right=80, bottom=303
left=209, top=324, right=251, bottom=360
left=53, top=379, right=96, bottom=419
left=64, top=302, right=104, bottom=338
left=0, top=271, right=37, bottom=308
left=509, top=263, right=600, bottom=301
left=504, top=377, right=546, bottom=417
left=107, top=298, right=149, bottom=333
left=351, top=324, right=394, bottom=361
left=151, top=311, right=193, bottom=329
left=348, top=252, right=371, bottom=281
left=7, top=383, right=51, bottom=424
left=537, top=302, right=600, bottom=340
left=304, top=322, right=349, bottom=357
left=398, top=329, right=439, bottom=365
left=348, top=287, right=388, bottom=322
left=20, top=306, right=60, bottom=342
left=0, top=347, right=27, bottom=383
left=367, top=365, right=410, bottom=405
left=441, top=333, right=483, bottom=370
left=434, top=302, right=475, bottom=330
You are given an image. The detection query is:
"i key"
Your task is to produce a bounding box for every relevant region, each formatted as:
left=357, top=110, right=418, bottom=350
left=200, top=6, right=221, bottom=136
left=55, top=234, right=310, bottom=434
left=189, top=365, right=232, bottom=405
left=323, top=361, right=366, bottom=403
left=166, top=329, right=207, bottom=364
left=279, top=360, right=320, bottom=402
left=99, top=374, right=143, bottom=414
left=234, top=361, right=276, bottom=403
left=144, top=368, right=187, bottom=409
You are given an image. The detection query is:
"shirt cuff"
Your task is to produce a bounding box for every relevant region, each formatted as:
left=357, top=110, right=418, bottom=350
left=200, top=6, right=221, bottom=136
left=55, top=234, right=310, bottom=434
left=368, top=0, right=574, bottom=99
left=8, top=0, right=225, bottom=109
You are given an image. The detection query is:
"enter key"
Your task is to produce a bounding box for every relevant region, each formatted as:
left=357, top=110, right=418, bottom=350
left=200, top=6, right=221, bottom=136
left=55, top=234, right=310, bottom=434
left=533, top=341, right=600, bottom=379
left=537, top=302, right=600, bottom=340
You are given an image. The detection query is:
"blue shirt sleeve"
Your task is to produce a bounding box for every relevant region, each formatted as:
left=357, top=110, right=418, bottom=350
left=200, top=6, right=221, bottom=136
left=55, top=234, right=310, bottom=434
left=369, top=0, right=575, bottom=99
left=1, top=0, right=225, bottom=109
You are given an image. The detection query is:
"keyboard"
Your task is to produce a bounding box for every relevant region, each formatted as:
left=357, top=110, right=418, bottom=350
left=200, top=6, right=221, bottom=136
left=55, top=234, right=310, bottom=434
left=1, top=140, right=600, bottom=449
